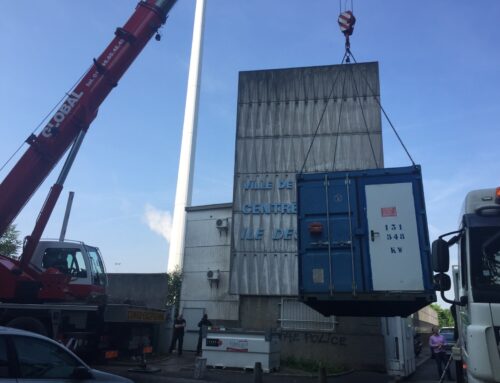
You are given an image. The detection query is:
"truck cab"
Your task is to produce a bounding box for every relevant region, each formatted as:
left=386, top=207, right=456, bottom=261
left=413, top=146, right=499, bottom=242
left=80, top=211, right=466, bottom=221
left=31, top=240, right=108, bottom=302
left=433, top=188, right=500, bottom=383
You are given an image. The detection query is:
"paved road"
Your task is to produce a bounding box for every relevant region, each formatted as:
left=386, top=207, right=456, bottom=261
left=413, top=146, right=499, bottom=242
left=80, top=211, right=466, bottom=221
left=96, top=351, right=456, bottom=383
left=408, top=354, right=457, bottom=383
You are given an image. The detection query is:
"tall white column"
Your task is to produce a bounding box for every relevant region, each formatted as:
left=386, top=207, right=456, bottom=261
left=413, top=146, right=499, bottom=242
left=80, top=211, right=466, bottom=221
left=168, top=0, right=206, bottom=272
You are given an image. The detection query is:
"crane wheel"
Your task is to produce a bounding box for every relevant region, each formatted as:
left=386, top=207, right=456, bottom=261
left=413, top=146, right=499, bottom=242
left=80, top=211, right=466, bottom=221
left=6, top=317, right=48, bottom=336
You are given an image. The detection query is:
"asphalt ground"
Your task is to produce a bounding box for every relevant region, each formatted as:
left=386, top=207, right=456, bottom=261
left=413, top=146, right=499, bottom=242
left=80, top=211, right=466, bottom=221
left=95, top=348, right=456, bottom=383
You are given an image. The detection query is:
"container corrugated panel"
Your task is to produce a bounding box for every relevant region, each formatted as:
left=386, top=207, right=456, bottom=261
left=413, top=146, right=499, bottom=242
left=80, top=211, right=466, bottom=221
left=230, top=63, right=384, bottom=295
left=296, top=166, right=436, bottom=317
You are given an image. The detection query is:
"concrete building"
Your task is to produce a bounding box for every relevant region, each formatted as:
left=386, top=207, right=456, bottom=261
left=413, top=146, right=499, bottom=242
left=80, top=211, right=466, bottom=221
left=179, top=62, right=423, bottom=371
left=179, top=204, right=239, bottom=350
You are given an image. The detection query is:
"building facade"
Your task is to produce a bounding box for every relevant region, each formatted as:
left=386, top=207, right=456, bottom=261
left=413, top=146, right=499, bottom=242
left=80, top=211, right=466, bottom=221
left=179, top=63, right=418, bottom=371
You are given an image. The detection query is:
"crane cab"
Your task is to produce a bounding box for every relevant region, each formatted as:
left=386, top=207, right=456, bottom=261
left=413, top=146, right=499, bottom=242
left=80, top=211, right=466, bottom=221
left=31, top=240, right=107, bottom=302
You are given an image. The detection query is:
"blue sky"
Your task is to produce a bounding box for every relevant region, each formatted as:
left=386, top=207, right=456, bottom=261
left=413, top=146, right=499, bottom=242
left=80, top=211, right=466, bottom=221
left=1, top=0, right=499, bottom=285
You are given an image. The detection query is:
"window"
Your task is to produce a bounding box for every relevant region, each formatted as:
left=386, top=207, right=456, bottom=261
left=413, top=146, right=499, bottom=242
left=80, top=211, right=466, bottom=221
left=42, top=248, right=87, bottom=278
left=12, top=335, right=81, bottom=379
left=0, top=336, right=11, bottom=378
left=279, top=298, right=336, bottom=332
left=86, top=247, right=107, bottom=286
left=459, top=235, right=468, bottom=289
left=470, top=227, right=500, bottom=300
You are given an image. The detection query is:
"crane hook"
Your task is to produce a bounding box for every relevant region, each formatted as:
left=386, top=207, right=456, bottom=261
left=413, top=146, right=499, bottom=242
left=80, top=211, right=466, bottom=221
left=338, top=10, right=356, bottom=62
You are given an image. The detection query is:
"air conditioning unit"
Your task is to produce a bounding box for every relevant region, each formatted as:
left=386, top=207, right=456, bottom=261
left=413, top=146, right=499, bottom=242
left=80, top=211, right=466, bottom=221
left=215, top=218, right=229, bottom=230
left=207, top=269, right=220, bottom=288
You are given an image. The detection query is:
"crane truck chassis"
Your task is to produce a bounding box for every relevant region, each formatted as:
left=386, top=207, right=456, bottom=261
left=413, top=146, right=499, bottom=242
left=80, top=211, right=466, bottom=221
left=0, top=240, right=170, bottom=360
left=432, top=187, right=500, bottom=383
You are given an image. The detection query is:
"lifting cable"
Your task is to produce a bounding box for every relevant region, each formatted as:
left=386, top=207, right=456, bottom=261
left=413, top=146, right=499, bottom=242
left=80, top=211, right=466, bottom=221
left=331, top=67, right=349, bottom=169
left=348, top=51, right=416, bottom=166
left=0, top=66, right=91, bottom=175
left=301, top=2, right=415, bottom=173
left=299, top=61, right=345, bottom=175
left=347, top=63, right=380, bottom=168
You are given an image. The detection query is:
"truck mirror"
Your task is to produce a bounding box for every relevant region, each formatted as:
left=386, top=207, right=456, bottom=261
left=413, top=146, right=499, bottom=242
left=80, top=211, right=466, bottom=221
left=432, top=238, right=449, bottom=272
left=433, top=273, right=451, bottom=291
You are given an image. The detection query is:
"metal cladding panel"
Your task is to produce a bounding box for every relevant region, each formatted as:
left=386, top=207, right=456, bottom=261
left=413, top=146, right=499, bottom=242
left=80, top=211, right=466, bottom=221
left=230, top=63, right=383, bottom=296
left=296, top=166, right=436, bottom=317
left=237, top=63, right=380, bottom=104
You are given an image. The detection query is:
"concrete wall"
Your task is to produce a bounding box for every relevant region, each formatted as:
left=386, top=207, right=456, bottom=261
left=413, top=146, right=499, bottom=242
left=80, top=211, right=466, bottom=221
left=238, top=295, right=385, bottom=370
left=413, top=305, right=438, bottom=333
left=280, top=328, right=385, bottom=371
left=106, top=273, right=168, bottom=309
left=180, top=204, right=239, bottom=325
left=239, top=296, right=281, bottom=330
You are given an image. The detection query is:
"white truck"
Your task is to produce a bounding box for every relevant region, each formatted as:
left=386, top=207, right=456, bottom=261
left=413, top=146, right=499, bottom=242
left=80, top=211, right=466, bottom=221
left=432, top=187, right=500, bottom=383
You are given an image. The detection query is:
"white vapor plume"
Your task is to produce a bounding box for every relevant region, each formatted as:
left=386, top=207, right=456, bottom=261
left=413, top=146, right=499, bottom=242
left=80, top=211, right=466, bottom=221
left=144, top=204, right=172, bottom=242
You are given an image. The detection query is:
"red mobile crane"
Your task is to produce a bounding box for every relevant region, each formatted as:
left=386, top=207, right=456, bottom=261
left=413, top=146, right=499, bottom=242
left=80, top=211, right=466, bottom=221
left=0, top=0, right=176, bottom=358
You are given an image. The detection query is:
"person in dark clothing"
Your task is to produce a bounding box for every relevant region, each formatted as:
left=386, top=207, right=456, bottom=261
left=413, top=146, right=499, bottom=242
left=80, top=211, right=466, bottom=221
left=169, top=314, right=186, bottom=355
left=196, top=314, right=212, bottom=355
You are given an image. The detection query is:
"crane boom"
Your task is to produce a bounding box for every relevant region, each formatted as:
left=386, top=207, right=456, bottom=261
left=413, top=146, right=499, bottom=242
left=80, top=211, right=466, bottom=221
left=0, top=0, right=177, bottom=237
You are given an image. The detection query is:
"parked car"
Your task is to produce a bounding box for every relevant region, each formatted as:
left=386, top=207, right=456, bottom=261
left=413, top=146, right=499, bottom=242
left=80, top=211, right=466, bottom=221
left=0, top=326, right=133, bottom=382
left=439, top=327, right=455, bottom=355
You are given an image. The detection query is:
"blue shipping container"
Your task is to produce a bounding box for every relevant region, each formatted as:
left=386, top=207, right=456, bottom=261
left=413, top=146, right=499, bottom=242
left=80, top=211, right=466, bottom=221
left=297, top=166, right=436, bottom=317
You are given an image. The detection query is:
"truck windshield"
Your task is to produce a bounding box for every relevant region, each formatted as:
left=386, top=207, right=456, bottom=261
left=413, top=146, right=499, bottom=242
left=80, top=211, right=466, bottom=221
left=42, top=247, right=87, bottom=278
left=470, top=226, right=500, bottom=303
left=85, top=247, right=107, bottom=287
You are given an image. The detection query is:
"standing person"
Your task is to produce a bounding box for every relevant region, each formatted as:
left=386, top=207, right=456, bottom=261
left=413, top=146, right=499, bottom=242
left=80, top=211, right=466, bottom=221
left=169, top=314, right=186, bottom=355
left=196, top=313, right=212, bottom=355
left=429, top=326, right=452, bottom=380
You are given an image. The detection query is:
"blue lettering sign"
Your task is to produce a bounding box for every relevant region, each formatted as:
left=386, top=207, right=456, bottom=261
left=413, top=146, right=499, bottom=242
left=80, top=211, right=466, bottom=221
left=272, top=229, right=284, bottom=240
left=255, top=228, right=264, bottom=240
left=243, top=180, right=273, bottom=190
left=241, top=228, right=265, bottom=240
left=241, top=203, right=297, bottom=215
left=278, top=180, right=294, bottom=189
left=272, top=229, right=297, bottom=240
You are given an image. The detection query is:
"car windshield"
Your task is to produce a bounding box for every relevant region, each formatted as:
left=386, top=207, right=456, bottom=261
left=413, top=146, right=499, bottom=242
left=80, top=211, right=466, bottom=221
left=469, top=226, right=500, bottom=302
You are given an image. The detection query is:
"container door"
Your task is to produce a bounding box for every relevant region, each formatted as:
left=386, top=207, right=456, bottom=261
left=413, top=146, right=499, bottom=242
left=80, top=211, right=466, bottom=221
left=365, top=182, right=424, bottom=291
left=327, top=178, right=363, bottom=293
left=298, top=176, right=363, bottom=294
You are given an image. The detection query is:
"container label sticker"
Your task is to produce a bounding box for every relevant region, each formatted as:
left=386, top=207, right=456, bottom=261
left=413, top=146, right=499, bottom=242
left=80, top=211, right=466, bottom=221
left=226, top=339, right=249, bottom=352
left=313, top=268, right=325, bottom=284
left=381, top=207, right=397, bottom=217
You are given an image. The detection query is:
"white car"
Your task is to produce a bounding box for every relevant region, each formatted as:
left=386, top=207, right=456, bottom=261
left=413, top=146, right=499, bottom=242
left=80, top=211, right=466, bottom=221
left=0, top=326, right=133, bottom=382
